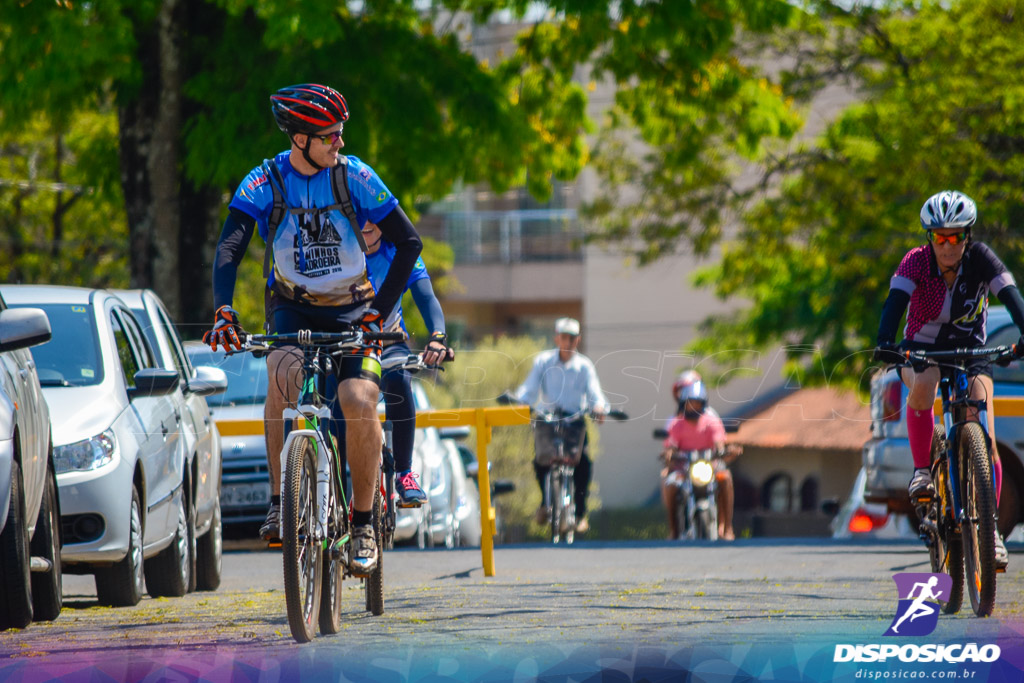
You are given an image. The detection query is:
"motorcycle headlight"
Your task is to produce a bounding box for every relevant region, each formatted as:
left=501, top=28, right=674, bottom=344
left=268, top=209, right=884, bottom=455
left=54, top=430, right=116, bottom=474
left=690, top=460, right=714, bottom=487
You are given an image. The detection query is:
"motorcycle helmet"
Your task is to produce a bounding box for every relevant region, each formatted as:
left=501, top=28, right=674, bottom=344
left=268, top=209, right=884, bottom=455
left=677, top=380, right=708, bottom=418
left=671, top=370, right=702, bottom=402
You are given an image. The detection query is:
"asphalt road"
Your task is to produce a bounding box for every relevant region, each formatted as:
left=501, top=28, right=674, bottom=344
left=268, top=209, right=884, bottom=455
left=2, top=539, right=1024, bottom=681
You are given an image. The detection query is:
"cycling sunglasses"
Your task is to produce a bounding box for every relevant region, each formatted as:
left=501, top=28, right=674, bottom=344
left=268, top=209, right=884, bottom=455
left=927, top=230, right=968, bottom=246
left=314, top=124, right=344, bottom=145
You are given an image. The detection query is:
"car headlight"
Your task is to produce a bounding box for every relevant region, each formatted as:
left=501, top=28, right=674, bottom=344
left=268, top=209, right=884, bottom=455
left=54, top=430, right=116, bottom=473
left=690, top=460, right=714, bottom=487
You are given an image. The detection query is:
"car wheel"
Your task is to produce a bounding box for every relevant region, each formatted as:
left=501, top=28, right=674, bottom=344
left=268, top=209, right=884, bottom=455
left=195, top=495, right=222, bottom=591
left=0, top=460, right=33, bottom=629
left=30, top=465, right=62, bottom=621
left=144, top=488, right=194, bottom=598
left=95, top=486, right=144, bottom=607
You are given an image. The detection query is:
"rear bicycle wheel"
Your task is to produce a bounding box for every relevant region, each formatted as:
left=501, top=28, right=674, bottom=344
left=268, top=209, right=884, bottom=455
left=564, top=467, right=576, bottom=545
left=959, top=422, right=996, bottom=617
left=282, top=437, right=322, bottom=643
left=365, top=485, right=385, bottom=616
left=929, top=426, right=963, bottom=614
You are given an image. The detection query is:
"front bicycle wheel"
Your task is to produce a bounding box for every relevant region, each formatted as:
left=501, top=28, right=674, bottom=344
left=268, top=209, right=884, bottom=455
left=548, top=472, right=562, bottom=544
left=929, top=426, right=963, bottom=614
left=282, top=437, right=323, bottom=643
left=319, top=470, right=344, bottom=635
left=365, top=485, right=385, bottom=616
left=959, top=422, right=997, bottom=617
left=563, top=468, right=576, bottom=545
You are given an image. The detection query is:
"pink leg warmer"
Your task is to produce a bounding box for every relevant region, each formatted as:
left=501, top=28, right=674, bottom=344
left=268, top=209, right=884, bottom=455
left=906, top=406, right=935, bottom=470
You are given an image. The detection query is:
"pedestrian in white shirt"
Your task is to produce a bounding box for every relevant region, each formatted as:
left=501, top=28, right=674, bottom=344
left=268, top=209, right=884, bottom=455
left=513, top=317, right=608, bottom=534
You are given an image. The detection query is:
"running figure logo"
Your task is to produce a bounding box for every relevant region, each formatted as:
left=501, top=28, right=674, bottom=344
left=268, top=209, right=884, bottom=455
left=884, top=573, right=952, bottom=636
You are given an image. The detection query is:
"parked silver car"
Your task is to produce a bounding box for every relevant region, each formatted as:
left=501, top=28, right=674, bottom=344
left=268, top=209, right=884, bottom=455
left=0, top=295, right=61, bottom=630
left=184, top=342, right=270, bottom=529
left=1, top=285, right=224, bottom=606
left=863, top=307, right=1024, bottom=538
left=114, top=290, right=227, bottom=590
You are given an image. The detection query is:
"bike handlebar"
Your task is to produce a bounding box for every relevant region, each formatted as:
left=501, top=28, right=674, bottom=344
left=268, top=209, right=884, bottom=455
left=380, top=352, right=446, bottom=374
left=235, top=329, right=406, bottom=354
left=894, top=344, right=1018, bottom=369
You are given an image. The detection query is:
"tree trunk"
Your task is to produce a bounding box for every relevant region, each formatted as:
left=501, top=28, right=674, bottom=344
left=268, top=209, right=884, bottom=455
left=149, top=0, right=184, bottom=319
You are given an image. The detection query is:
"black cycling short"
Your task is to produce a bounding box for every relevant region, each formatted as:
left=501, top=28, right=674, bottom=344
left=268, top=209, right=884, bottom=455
left=267, top=293, right=381, bottom=385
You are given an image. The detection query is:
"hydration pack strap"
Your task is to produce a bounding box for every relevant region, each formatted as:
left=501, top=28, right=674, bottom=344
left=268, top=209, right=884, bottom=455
left=261, top=159, right=288, bottom=278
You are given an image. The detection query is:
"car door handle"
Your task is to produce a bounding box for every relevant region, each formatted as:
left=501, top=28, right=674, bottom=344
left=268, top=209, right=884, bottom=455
left=18, top=369, right=29, bottom=381
left=161, top=423, right=170, bottom=438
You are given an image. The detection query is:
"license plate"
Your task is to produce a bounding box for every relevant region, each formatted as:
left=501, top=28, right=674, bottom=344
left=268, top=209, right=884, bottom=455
left=221, top=483, right=270, bottom=507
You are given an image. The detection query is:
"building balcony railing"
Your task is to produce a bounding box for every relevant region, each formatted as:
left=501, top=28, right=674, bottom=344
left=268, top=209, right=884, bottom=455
left=440, top=209, right=583, bottom=265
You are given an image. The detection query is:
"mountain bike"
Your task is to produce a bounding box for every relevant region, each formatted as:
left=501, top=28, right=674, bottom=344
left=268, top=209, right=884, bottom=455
left=900, top=345, right=1014, bottom=617
left=239, top=328, right=402, bottom=642
left=532, top=408, right=627, bottom=544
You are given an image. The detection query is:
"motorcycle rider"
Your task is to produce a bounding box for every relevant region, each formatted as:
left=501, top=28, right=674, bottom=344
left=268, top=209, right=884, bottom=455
left=661, top=376, right=738, bottom=540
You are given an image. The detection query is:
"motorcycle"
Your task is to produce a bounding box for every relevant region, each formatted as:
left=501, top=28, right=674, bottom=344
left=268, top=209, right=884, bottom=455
left=663, top=446, right=719, bottom=541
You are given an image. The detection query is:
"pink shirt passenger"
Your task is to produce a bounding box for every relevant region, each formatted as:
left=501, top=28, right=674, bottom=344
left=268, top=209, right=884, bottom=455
left=663, top=413, right=726, bottom=452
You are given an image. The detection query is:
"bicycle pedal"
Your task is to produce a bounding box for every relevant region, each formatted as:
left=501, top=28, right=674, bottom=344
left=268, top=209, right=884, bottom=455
left=267, top=540, right=282, bottom=549
left=997, top=566, right=1007, bottom=574
left=395, top=500, right=423, bottom=509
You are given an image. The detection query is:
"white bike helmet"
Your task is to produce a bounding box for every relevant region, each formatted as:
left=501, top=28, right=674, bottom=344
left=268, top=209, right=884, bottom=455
left=920, top=190, right=977, bottom=230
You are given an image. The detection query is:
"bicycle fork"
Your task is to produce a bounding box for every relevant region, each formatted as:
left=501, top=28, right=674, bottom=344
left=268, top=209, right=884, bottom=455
left=282, top=405, right=334, bottom=542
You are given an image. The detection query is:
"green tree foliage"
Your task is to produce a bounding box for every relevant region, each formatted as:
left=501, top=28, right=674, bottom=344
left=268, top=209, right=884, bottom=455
left=689, top=0, right=1024, bottom=390
left=578, top=1, right=803, bottom=261
left=0, top=112, right=128, bottom=288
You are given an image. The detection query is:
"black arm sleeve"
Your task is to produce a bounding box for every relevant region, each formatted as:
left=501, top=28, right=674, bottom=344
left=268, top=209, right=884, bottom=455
left=213, top=208, right=257, bottom=311
left=372, top=206, right=423, bottom=319
left=997, top=285, right=1024, bottom=333
left=876, top=289, right=911, bottom=346
left=408, top=277, right=445, bottom=336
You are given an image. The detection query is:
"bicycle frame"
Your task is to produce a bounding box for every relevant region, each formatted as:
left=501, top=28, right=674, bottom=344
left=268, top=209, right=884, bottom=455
left=279, top=347, right=348, bottom=547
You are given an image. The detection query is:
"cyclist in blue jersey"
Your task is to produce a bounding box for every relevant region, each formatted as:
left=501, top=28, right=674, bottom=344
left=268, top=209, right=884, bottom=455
left=874, top=190, right=1024, bottom=570
left=205, top=84, right=423, bottom=575
left=361, top=220, right=454, bottom=507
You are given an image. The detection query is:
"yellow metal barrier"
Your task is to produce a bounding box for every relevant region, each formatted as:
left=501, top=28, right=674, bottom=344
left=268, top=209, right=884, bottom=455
left=214, top=405, right=531, bottom=577
left=934, top=397, right=1024, bottom=416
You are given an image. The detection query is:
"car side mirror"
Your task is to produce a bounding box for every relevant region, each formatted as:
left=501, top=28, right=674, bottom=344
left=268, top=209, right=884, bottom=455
left=189, top=365, right=228, bottom=397
left=0, top=308, right=51, bottom=352
left=130, top=368, right=180, bottom=399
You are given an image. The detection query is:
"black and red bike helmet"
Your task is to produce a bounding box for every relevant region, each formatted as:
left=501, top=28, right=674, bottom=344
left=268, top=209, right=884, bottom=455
left=270, top=84, right=349, bottom=135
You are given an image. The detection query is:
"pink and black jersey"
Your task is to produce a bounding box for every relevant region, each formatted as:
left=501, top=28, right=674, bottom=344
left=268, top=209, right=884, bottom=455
left=889, top=241, right=1015, bottom=346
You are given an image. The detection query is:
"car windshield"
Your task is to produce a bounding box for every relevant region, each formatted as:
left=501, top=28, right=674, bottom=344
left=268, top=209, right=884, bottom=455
left=187, top=348, right=268, bottom=406
left=12, top=303, right=103, bottom=387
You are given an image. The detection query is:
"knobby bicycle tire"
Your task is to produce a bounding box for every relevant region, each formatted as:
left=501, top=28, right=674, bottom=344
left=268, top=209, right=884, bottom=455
left=929, top=425, right=963, bottom=614
left=564, top=468, right=577, bottom=545
left=283, top=437, right=322, bottom=643
left=959, top=422, right=996, bottom=617
left=365, top=485, right=385, bottom=616
left=319, top=467, right=344, bottom=635
left=549, top=471, right=562, bottom=544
